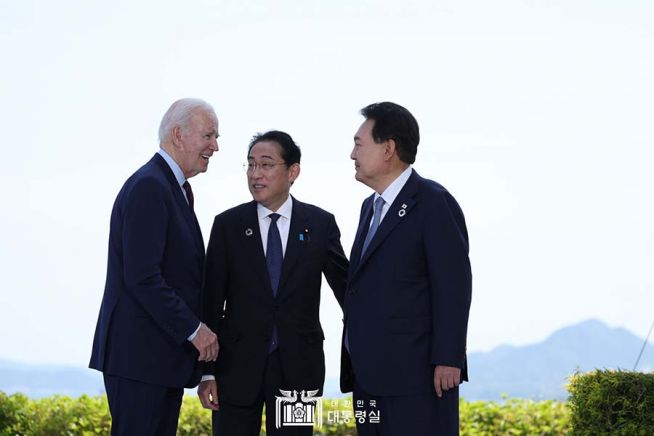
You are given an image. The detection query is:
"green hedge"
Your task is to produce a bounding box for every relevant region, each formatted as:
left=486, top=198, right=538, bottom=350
left=567, top=369, right=654, bottom=435
left=0, top=392, right=571, bottom=435
left=4, top=371, right=652, bottom=434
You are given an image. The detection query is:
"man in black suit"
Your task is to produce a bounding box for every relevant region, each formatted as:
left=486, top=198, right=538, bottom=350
left=89, top=98, right=220, bottom=435
left=198, top=130, right=348, bottom=435
left=342, top=102, right=472, bottom=435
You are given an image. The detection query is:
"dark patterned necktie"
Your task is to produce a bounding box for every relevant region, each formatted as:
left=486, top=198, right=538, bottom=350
left=182, top=181, right=194, bottom=210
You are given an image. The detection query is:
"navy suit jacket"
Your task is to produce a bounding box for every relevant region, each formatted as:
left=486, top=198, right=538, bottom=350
left=89, top=153, right=205, bottom=388
left=341, top=170, right=472, bottom=396
left=203, top=197, right=348, bottom=406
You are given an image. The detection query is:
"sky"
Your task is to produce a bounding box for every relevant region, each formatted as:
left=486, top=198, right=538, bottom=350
left=1, top=0, right=653, bottom=381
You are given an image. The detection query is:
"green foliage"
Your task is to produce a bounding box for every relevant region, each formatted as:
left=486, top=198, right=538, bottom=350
left=176, top=396, right=211, bottom=436
left=0, top=393, right=111, bottom=436
left=1, top=391, right=572, bottom=435
left=567, top=369, right=654, bottom=436
left=461, top=397, right=570, bottom=435
left=5, top=372, right=652, bottom=435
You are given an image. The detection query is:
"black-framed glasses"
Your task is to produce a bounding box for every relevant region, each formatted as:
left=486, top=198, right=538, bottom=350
left=243, top=161, right=287, bottom=173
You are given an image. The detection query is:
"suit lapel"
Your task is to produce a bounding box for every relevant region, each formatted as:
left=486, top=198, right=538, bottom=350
left=353, top=170, right=420, bottom=276
left=349, top=195, right=374, bottom=275
left=239, top=201, right=273, bottom=297
left=277, top=196, right=307, bottom=296
left=152, top=154, right=204, bottom=254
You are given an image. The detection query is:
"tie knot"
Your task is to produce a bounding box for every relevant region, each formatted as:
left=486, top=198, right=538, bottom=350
left=269, top=213, right=281, bottom=223
left=374, top=196, right=385, bottom=211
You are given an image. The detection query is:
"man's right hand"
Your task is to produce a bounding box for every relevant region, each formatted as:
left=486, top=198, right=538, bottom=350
left=198, top=379, right=220, bottom=410
left=191, top=323, right=219, bottom=361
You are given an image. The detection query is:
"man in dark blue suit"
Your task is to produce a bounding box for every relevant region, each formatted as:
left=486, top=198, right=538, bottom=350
left=89, top=98, right=220, bottom=435
left=341, top=102, right=472, bottom=435
left=198, top=131, right=348, bottom=435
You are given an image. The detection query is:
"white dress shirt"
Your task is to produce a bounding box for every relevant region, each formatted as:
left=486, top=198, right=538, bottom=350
left=370, top=166, right=413, bottom=225
left=257, top=195, right=293, bottom=257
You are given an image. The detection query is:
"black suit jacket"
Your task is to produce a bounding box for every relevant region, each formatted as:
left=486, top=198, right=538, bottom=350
left=89, top=153, right=204, bottom=388
left=341, top=170, right=472, bottom=396
left=203, top=197, right=348, bottom=405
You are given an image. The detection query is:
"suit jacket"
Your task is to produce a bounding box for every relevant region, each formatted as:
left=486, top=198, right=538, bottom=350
left=341, top=169, right=472, bottom=396
left=203, top=197, right=348, bottom=406
left=89, top=153, right=205, bottom=388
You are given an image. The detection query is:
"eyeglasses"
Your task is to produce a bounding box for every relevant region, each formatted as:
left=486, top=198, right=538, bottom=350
left=243, top=161, right=287, bottom=173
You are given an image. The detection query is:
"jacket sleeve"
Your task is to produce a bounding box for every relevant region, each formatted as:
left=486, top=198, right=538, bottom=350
left=201, top=214, right=230, bottom=375
left=425, top=191, right=472, bottom=369
left=323, top=213, right=349, bottom=308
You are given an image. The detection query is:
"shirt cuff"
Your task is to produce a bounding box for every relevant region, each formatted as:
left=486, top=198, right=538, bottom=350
left=201, top=375, right=216, bottom=382
left=187, top=323, right=202, bottom=341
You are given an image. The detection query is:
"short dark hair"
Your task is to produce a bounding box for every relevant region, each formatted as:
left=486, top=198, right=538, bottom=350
left=361, top=102, right=420, bottom=164
left=248, top=130, right=301, bottom=166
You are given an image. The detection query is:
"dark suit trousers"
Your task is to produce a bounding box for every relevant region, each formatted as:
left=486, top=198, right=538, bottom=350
left=353, top=381, right=459, bottom=436
left=212, top=350, right=312, bottom=436
left=103, top=374, right=183, bottom=436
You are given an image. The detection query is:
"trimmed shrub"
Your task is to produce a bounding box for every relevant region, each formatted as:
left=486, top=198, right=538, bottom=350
left=1, top=392, right=572, bottom=435
left=567, top=369, right=654, bottom=435
left=461, top=397, right=570, bottom=435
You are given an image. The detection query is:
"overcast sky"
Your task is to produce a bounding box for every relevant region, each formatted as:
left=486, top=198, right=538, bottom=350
left=1, top=0, right=653, bottom=380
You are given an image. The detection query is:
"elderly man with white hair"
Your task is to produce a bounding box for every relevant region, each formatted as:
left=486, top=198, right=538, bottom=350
left=90, top=98, right=220, bottom=435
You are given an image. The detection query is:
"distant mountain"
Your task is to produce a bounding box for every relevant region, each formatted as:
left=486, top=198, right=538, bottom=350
left=460, top=319, right=654, bottom=401
left=2, top=319, right=652, bottom=400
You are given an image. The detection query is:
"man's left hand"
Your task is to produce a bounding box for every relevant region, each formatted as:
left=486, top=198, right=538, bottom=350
left=433, top=365, right=461, bottom=398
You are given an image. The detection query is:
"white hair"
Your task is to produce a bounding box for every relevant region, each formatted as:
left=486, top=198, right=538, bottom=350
left=158, top=98, right=216, bottom=144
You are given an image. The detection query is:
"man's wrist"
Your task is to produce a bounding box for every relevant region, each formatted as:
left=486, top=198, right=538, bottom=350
left=187, top=322, right=202, bottom=341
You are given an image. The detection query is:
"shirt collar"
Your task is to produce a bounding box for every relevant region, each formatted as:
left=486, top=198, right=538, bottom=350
left=158, top=148, right=186, bottom=187
left=257, top=195, right=293, bottom=221
left=376, top=166, right=413, bottom=206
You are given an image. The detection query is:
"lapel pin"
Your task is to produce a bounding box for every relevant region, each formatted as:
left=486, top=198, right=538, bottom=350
left=398, top=209, right=406, bottom=217
left=245, top=228, right=253, bottom=236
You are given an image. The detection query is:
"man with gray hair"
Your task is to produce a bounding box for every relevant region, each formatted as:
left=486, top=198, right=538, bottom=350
left=90, top=98, right=220, bottom=435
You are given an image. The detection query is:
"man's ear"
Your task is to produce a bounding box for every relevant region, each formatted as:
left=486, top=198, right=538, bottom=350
left=172, top=126, right=183, bottom=147
left=384, top=138, right=397, bottom=161
left=288, top=163, right=301, bottom=185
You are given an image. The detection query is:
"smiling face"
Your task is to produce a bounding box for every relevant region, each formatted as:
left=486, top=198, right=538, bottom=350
left=247, top=140, right=300, bottom=211
left=173, top=108, right=219, bottom=179
left=350, top=118, right=388, bottom=190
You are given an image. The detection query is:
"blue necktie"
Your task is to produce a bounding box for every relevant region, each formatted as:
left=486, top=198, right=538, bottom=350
left=267, top=213, right=282, bottom=352
left=267, top=213, right=282, bottom=296
left=360, top=196, right=385, bottom=259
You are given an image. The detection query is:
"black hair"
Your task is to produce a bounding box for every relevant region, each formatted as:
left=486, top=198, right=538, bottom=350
left=248, top=130, right=301, bottom=166
left=361, top=102, right=420, bottom=164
